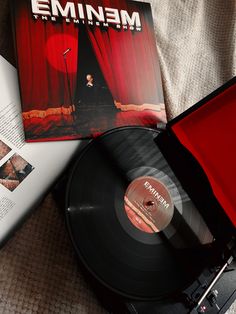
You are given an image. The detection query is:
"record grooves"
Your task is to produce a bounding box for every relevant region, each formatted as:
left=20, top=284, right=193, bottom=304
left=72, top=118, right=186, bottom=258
left=66, top=127, right=213, bottom=300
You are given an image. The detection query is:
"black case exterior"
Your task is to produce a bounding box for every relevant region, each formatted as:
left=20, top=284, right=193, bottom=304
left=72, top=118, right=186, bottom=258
left=124, top=261, right=236, bottom=314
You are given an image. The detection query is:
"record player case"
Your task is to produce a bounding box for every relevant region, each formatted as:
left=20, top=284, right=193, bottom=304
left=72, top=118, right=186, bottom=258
left=156, top=76, right=236, bottom=243
left=62, top=77, right=236, bottom=313
left=124, top=78, right=236, bottom=314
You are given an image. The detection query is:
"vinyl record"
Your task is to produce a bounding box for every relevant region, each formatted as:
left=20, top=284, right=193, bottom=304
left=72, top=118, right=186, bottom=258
left=66, top=127, right=213, bottom=300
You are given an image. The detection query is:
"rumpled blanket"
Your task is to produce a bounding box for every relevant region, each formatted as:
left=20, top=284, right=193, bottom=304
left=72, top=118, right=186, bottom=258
left=0, top=1, right=235, bottom=313
left=141, top=0, right=236, bottom=120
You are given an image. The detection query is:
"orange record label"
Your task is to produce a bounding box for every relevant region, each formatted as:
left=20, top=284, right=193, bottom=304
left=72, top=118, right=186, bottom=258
left=124, top=176, right=174, bottom=233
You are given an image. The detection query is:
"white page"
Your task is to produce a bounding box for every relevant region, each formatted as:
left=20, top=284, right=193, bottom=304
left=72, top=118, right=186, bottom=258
left=0, top=56, right=82, bottom=246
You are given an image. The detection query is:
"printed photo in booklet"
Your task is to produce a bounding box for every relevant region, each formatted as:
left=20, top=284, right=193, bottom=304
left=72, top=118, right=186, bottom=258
left=12, top=0, right=166, bottom=141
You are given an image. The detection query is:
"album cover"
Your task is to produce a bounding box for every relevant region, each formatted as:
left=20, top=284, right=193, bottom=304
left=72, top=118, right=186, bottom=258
left=12, top=0, right=166, bottom=142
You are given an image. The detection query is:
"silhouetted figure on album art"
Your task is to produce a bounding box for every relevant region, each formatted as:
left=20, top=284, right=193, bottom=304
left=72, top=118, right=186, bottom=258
left=86, top=74, right=94, bottom=88
left=78, top=73, right=114, bottom=108
left=82, top=73, right=98, bottom=105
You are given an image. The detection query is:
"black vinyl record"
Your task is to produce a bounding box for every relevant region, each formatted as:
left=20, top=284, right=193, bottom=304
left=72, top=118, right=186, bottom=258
left=66, top=127, right=213, bottom=300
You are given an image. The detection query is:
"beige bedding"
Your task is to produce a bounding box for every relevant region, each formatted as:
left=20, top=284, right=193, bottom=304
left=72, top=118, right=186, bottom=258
left=0, top=1, right=235, bottom=313
left=142, top=0, right=236, bottom=119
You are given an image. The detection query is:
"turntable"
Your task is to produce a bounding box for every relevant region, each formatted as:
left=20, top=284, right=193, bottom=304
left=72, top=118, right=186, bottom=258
left=65, top=77, right=236, bottom=313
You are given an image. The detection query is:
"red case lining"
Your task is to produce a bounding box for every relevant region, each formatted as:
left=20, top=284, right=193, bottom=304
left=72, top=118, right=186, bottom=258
left=170, top=80, right=236, bottom=227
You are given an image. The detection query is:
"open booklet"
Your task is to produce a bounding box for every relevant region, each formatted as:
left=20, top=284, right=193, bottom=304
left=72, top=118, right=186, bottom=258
left=0, top=56, right=82, bottom=246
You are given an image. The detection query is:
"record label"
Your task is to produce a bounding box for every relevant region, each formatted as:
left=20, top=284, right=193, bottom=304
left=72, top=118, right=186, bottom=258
left=124, top=176, right=174, bottom=233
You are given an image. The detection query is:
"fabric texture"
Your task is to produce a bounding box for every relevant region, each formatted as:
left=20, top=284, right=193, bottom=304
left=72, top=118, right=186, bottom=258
left=0, top=194, right=106, bottom=313
left=0, top=0, right=235, bottom=313
left=148, top=0, right=236, bottom=119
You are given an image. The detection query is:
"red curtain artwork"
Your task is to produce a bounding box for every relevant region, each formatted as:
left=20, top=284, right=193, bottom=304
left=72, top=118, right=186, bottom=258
left=15, top=0, right=79, bottom=116
left=13, top=0, right=166, bottom=140
left=15, top=0, right=164, bottom=114
left=83, top=0, right=164, bottom=110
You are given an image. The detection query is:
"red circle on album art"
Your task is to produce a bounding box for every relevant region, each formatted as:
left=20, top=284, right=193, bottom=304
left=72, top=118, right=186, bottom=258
left=124, top=176, right=174, bottom=233
left=45, top=34, right=78, bottom=73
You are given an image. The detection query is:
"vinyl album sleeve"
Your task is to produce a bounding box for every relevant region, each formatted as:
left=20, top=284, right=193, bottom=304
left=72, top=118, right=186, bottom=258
left=11, top=0, right=166, bottom=142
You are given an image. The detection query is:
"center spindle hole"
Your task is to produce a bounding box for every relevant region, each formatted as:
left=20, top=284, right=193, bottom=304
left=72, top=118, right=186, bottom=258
left=146, top=200, right=155, bottom=207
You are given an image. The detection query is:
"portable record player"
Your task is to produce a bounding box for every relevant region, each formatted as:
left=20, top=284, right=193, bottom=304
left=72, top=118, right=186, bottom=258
left=65, top=77, right=236, bottom=314
left=157, top=76, right=236, bottom=240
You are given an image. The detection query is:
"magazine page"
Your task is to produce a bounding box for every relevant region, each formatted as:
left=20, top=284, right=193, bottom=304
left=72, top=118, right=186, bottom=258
left=0, top=56, right=81, bottom=246
left=12, top=0, right=166, bottom=142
